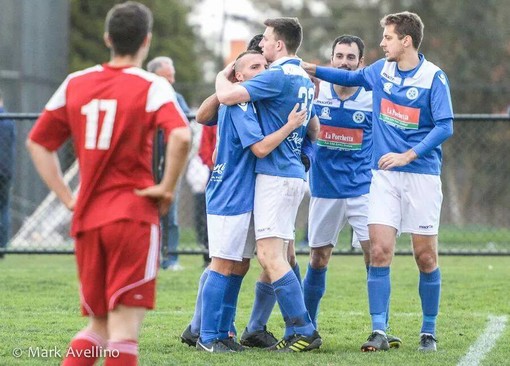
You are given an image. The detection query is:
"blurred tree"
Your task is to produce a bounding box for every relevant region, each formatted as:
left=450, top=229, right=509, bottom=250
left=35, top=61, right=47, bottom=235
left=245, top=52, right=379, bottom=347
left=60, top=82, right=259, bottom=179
left=251, top=0, right=510, bottom=113
left=70, top=0, right=200, bottom=104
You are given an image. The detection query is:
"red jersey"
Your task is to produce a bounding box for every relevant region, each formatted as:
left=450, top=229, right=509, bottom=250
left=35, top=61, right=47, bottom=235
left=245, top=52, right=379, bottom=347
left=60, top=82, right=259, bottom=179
left=198, top=125, right=217, bottom=169
left=29, top=64, right=189, bottom=236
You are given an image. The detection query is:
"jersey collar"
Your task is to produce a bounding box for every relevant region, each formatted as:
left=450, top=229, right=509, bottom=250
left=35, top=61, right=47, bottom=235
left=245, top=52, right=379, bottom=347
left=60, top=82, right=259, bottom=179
left=396, top=53, right=426, bottom=80
left=270, top=56, right=301, bottom=67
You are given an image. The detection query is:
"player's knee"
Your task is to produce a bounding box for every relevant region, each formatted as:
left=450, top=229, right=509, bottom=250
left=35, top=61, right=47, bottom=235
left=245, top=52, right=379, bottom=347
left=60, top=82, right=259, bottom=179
left=257, top=255, right=283, bottom=275
left=310, top=248, right=330, bottom=269
left=287, top=253, right=297, bottom=267
left=232, top=259, right=250, bottom=276
left=108, top=305, right=146, bottom=341
left=87, top=316, right=108, bottom=340
left=414, top=251, right=437, bottom=272
left=369, top=243, right=393, bottom=266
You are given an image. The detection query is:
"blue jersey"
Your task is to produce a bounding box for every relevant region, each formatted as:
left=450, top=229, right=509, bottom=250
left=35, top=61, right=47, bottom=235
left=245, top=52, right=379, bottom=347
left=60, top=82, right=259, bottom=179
left=315, top=54, right=454, bottom=175
left=242, top=57, right=315, bottom=180
left=310, top=81, right=372, bottom=199
left=206, top=103, right=264, bottom=215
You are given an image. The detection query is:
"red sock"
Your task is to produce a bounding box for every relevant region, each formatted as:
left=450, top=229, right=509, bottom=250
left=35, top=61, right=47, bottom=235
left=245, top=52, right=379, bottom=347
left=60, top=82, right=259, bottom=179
left=104, top=340, right=138, bottom=366
left=61, top=330, right=106, bottom=366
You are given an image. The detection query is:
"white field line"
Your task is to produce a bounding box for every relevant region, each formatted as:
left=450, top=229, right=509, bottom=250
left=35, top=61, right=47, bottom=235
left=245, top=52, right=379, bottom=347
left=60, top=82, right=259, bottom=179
left=457, top=315, right=508, bottom=366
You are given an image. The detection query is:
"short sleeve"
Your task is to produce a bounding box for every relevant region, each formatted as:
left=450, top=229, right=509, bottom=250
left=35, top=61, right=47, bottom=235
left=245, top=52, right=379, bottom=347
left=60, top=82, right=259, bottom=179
left=231, top=103, right=264, bottom=149
left=29, top=78, right=72, bottom=151
left=242, top=67, right=284, bottom=102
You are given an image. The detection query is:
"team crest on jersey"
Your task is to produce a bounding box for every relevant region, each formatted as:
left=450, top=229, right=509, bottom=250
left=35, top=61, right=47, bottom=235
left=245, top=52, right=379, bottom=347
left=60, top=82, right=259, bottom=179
left=383, top=82, right=393, bottom=94
left=438, top=73, right=447, bottom=85
left=319, top=107, right=331, bottom=120
left=406, top=87, right=419, bottom=100
left=212, top=163, right=226, bottom=175
left=352, top=111, right=365, bottom=124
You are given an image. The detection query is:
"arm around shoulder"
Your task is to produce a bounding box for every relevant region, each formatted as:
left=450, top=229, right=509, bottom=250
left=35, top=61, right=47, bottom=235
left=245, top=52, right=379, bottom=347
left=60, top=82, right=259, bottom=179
left=250, top=103, right=306, bottom=158
left=215, top=71, right=251, bottom=106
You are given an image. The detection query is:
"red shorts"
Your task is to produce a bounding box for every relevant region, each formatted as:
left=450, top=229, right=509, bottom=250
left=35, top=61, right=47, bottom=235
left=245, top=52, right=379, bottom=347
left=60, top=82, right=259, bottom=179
left=75, top=220, right=160, bottom=316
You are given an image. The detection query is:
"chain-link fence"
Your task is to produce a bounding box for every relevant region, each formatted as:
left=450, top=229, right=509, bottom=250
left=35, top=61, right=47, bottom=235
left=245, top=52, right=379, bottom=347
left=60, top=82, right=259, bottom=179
left=0, top=113, right=509, bottom=256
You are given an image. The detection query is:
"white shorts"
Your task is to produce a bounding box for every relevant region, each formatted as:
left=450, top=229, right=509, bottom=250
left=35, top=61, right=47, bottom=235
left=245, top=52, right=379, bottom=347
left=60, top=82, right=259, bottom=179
left=308, top=195, right=369, bottom=249
left=254, top=174, right=305, bottom=240
left=368, top=170, right=443, bottom=235
left=207, top=212, right=256, bottom=261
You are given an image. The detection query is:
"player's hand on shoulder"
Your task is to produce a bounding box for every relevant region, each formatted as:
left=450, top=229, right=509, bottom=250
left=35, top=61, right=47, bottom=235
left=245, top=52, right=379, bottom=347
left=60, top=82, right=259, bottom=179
left=300, top=61, right=317, bottom=76
left=134, top=185, right=174, bottom=215
left=287, top=103, right=307, bottom=129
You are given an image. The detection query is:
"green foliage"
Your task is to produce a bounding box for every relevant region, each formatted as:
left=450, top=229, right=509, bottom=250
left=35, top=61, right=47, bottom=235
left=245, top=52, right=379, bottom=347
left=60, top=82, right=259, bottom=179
left=69, top=0, right=199, bottom=103
left=1, top=255, right=509, bottom=365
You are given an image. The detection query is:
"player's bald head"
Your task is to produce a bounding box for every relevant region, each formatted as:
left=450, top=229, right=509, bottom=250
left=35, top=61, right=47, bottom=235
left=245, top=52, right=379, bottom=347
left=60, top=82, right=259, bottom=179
left=233, top=51, right=267, bottom=82
left=234, top=50, right=263, bottom=73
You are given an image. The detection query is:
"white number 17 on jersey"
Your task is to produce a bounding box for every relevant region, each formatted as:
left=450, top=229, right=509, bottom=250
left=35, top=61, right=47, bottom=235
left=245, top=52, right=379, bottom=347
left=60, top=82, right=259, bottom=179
left=81, top=99, right=117, bottom=150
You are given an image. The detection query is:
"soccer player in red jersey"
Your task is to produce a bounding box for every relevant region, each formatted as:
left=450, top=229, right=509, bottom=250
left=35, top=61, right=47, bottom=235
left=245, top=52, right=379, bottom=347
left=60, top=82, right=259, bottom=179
left=26, top=2, right=191, bottom=365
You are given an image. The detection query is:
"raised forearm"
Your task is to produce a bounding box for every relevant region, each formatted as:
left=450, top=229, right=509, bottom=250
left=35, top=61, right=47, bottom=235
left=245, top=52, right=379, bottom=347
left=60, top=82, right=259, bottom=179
left=196, top=93, right=220, bottom=125
left=215, top=72, right=250, bottom=105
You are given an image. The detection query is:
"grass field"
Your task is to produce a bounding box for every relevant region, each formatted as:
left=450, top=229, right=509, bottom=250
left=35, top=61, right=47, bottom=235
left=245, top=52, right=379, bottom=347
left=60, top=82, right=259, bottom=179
left=10, top=224, right=510, bottom=254
left=1, top=254, right=509, bottom=365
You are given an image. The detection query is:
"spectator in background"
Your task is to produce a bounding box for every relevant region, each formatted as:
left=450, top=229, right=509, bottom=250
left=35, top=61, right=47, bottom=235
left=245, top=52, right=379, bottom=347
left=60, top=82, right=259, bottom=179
left=0, top=88, right=16, bottom=259
left=195, top=124, right=217, bottom=266
left=147, top=56, right=191, bottom=271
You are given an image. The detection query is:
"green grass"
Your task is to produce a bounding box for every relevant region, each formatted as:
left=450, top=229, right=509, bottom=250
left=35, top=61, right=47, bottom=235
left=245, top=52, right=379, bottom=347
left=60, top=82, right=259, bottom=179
left=1, top=254, right=509, bottom=365
left=9, top=224, right=510, bottom=253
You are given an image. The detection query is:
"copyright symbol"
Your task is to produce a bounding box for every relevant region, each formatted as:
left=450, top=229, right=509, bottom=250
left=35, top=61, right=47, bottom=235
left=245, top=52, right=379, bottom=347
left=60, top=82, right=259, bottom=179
left=12, top=348, right=23, bottom=358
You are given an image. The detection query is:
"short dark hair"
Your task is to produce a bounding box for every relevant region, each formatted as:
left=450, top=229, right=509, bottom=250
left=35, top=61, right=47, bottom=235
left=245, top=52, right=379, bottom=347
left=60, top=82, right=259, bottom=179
left=247, top=34, right=263, bottom=53
left=380, top=11, right=424, bottom=50
left=331, top=35, right=365, bottom=59
left=263, top=17, right=302, bottom=54
left=105, top=1, right=153, bottom=56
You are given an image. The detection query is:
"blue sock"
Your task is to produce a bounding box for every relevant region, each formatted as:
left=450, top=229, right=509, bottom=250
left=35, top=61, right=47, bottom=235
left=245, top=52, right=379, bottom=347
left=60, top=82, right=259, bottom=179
left=219, top=274, right=244, bottom=339
left=368, top=266, right=390, bottom=332
left=292, top=262, right=302, bottom=289
left=366, top=265, right=391, bottom=331
left=419, top=268, right=441, bottom=336
left=273, top=270, right=315, bottom=338
left=190, top=268, right=209, bottom=334
left=303, top=264, right=327, bottom=329
left=247, top=281, right=276, bottom=333
left=199, top=270, right=229, bottom=343
left=386, top=298, right=391, bottom=332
